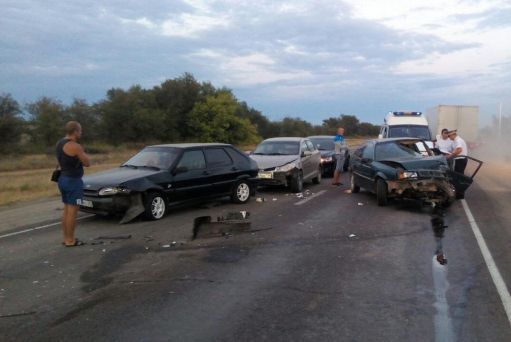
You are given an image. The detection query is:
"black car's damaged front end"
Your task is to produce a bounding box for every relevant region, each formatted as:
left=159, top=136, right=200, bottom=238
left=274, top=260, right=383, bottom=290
left=385, top=167, right=457, bottom=205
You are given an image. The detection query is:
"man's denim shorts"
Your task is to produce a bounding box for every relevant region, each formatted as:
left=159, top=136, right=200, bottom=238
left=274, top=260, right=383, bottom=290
left=335, top=154, right=345, bottom=172
left=58, top=176, right=83, bottom=205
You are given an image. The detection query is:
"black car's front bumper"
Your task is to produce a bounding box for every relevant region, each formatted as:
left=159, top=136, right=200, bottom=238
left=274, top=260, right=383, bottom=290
left=386, top=177, right=455, bottom=203
left=79, top=192, right=132, bottom=215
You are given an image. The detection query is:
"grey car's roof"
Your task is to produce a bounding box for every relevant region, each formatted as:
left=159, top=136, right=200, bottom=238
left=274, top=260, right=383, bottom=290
left=260, top=137, right=304, bottom=142
left=149, top=143, right=231, bottom=148
left=307, top=135, right=334, bottom=139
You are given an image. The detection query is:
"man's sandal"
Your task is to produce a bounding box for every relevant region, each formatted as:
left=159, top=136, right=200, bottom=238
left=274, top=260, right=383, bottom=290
left=64, top=239, right=85, bottom=247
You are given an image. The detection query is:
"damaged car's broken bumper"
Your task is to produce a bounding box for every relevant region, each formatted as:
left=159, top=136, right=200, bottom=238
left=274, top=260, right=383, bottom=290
left=387, top=177, right=456, bottom=203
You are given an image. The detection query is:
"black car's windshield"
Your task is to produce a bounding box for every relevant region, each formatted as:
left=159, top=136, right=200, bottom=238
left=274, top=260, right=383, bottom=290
left=388, top=125, right=431, bottom=140
left=122, top=147, right=179, bottom=170
left=375, top=141, right=424, bottom=161
left=253, top=141, right=300, bottom=155
left=309, top=138, right=334, bottom=151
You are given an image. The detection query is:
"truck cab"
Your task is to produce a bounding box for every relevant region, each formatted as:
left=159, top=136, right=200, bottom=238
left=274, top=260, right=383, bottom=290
left=379, top=111, right=433, bottom=149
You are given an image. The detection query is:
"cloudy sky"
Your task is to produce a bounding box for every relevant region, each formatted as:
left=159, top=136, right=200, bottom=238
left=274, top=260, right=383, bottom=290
left=1, top=0, right=510, bottom=124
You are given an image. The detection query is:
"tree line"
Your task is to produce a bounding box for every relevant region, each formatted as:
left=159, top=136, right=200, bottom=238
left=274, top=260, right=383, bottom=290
left=0, top=73, right=380, bottom=154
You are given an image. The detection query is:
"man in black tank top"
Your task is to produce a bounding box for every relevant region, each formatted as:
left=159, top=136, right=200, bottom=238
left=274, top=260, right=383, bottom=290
left=55, top=121, right=90, bottom=247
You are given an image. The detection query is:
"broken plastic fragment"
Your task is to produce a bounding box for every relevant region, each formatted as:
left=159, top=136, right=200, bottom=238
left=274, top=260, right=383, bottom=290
left=272, top=198, right=278, bottom=201
left=162, top=244, right=171, bottom=248
left=357, top=202, right=364, bottom=206
left=349, top=234, right=356, bottom=238
left=344, top=189, right=352, bottom=194
left=256, top=197, right=264, bottom=202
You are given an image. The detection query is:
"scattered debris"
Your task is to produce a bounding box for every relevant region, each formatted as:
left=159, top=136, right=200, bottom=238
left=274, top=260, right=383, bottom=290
left=349, top=234, right=356, bottom=238
left=193, top=211, right=252, bottom=239
left=95, top=235, right=132, bottom=240
left=344, top=189, right=352, bottom=194
left=296, top=193, right=304, bottom=198
left=256, top=197, right=266, bottom=202
left=162, top=245, right=171, bottom=248
left=272, top=198, right=278, bottom=201
left=32, top=281, right=39, bottom=284
left=357, top=202, right=364, bottom=206
left=101, top=249, right=106, bottom=253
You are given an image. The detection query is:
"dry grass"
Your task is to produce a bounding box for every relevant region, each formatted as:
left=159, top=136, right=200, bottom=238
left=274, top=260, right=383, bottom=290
left=0, top=150, right=137, bottom=207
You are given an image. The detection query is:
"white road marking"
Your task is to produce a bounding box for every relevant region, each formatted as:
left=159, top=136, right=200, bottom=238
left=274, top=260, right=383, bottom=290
left=0, top=214, right=95, bottom=240
left=294, top=190, right=327, bottom=206
left=462, top=199, right=511, bottom=326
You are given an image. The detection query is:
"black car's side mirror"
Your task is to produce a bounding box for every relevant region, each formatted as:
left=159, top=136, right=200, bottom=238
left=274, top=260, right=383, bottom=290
left=172, top=166, right=188, bottom=175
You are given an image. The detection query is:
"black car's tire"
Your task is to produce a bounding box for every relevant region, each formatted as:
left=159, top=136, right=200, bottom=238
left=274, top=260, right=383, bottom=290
left=343, top=154, right=350, bottom=172
left=143, top=192, right=167, bottom=220
left=290, top=171, right=304, bottom=193
left=231, top=180, right=251, bottom=204
left=376, top=178, right=388, bottom=206
left=312, top=166, right=322, bottom=184
left=350, top=172, right=360, bottom=193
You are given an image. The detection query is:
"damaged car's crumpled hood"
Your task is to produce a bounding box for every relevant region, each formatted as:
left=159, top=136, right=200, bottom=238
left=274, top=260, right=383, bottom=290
left=83, top=167, right=162, bottom=191
left=249, top=155, right=298, bottom=170
left=378, top=155, right=447, bottom=171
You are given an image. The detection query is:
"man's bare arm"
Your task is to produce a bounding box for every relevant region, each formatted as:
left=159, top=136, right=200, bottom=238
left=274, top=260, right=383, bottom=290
left=75, top=144, right=90, bottom=167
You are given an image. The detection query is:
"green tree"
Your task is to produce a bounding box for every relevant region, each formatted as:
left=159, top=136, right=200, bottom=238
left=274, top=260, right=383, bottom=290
left=186, top=91, right=259, bottom=144
left=26, top=97, right=66, bottom=148
left=278, top=117, right=314, bottom=137
left=65, top=98, right=100, bottom=143
left=0, top=93, right=25, bottom=153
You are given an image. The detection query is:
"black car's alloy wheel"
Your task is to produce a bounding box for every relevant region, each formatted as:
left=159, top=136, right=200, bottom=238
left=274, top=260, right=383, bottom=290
left=350, top=172, right=360, bottom=193
left=143, top=192, right=167, bottom=220
left=290, top=171, right=303, bottom=193
left=376, top=179, right=388, bottom=206
left=231, top=180, right=251, bottom=204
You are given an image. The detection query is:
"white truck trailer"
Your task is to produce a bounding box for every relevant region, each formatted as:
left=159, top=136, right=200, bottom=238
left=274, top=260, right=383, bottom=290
left=426, top=105, right=479, bottom=143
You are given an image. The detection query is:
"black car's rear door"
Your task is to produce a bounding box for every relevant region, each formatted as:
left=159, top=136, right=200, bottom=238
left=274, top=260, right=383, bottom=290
left=204, top=147, right=237, bottom=195
left=171, top=149, right=212, bottom=201
left=359, top=142, right=376, bottom=190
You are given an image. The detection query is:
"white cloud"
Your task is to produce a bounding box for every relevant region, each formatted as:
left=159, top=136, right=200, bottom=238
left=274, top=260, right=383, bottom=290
left=344, top=0, right=511, bottom=76
left=161, top=13, right=229, bottom=38
left=120, top=17, right=157, bottom=30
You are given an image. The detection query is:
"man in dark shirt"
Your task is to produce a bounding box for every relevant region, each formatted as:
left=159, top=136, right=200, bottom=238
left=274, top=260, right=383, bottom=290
left=56, top=121, right=90, bottom=247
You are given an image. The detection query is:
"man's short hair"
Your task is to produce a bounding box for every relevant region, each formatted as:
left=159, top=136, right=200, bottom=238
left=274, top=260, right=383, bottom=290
left=441, top=128, right=449, bottom=134
left=65, top=121, right=81, bottom=135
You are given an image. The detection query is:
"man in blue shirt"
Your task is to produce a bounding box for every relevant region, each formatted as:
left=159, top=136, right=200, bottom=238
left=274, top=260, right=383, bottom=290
left=332, top=127, right=346, bottom=186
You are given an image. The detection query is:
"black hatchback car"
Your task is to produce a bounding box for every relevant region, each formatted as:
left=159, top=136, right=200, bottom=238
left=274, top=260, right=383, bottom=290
left=80, top=143, right=258, bottom=222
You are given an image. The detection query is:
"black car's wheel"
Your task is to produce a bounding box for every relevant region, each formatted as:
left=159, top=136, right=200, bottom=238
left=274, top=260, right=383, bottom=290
left=143, top=192, right=167, bottom=220
left=350, top=172, right=360, bottom=193
left=231, top=180, right=251, bottom=204
left=290, top=171, right=303, bottom=193
left=312, top=166, right=322, bottom=184
left=376, top=178, right=388, bottom=206
left=343, top=154, right=350, bottom=172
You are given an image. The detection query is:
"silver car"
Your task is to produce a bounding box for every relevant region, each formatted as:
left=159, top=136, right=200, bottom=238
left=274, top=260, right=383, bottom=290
left=250, top=137, right=322, bottom=192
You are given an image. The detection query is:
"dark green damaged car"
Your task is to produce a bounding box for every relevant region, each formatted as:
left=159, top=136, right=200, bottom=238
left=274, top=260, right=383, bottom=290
left=349, top=138, right=481, bottom=206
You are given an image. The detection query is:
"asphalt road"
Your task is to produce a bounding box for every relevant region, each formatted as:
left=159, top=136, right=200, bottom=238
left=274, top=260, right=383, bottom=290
left=1, top=168, right=510, bottom=342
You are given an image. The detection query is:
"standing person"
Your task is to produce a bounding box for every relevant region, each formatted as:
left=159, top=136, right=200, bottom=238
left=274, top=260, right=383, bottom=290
left=435, top=128, right=454, bottom=155
left=332, top=127, right=346, bottom=186
left=56, top=121, right=90, bottom=247
left=446, top=130, right=468, bottom=174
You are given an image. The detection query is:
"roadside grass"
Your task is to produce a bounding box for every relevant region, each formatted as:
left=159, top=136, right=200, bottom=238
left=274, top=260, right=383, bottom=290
left=0, top=137, right=371, bottom=207
left=0, top=150, right=137, bottom=207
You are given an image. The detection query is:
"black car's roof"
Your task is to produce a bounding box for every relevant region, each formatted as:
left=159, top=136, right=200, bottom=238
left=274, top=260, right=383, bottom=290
left=149, top=143, right=231, bottom=149
left=367, top=137, right=423, bottom=144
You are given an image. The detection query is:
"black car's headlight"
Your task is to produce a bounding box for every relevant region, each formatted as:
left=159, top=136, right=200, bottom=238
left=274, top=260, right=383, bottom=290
left=321, top=156, right=333, bottom=163
left=275, top=162, right=297, bottom=172
left=397, top=170, right=418, bottom=179
left=98, top=187, right=131, bottom=196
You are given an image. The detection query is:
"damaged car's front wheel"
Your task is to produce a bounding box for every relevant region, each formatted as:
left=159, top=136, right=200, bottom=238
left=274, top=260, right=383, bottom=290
left=143, top=192, right=167, bottom=220
left=376, top=179, right=388, bottom=206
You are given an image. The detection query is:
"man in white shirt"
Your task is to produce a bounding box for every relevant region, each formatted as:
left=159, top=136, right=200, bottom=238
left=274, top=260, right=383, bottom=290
left=446, top=130, right=468, bottom=174
left=435, top=128, right=454, bottom=155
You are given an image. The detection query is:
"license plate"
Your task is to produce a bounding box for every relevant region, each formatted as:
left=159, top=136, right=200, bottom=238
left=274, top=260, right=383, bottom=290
left=258, top=171, right=273, bottom=179
left=81, top=199, right=93, bottom=208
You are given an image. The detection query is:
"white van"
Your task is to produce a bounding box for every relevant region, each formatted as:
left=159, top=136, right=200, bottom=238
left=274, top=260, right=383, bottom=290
left=379, top=111, right=433, bottom=146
